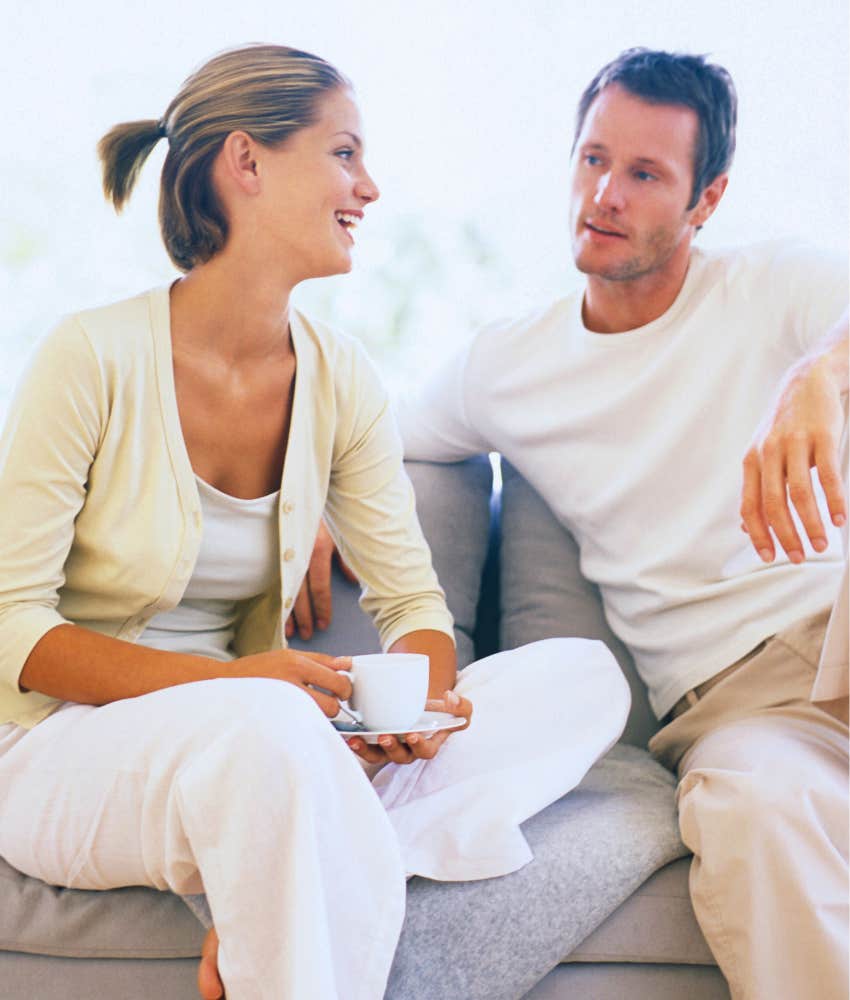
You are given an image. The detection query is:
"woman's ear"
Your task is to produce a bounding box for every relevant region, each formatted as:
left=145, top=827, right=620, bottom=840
left=218, top=131, right=261, bottom=195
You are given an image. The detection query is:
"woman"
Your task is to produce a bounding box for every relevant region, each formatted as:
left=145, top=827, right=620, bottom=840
left=0, top=44, right=627, bottom=1000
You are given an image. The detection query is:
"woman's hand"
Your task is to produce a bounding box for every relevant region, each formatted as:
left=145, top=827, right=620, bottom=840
left=345, top=689, right=472, bottom=765
left=233, top=650, right=353, bottom=717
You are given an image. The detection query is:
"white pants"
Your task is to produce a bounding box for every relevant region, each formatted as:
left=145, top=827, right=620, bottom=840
left=0, top=638, right=627, bottom=1000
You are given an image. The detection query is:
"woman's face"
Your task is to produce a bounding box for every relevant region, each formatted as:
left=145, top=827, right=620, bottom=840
left=252, top=87, right=380, bottom=283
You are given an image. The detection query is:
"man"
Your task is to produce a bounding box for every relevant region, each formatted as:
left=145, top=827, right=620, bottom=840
left=301, top=49, right=849, bottom=999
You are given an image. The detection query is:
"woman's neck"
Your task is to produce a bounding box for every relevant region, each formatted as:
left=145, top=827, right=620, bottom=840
left=170, top=251, right=293, bottom=364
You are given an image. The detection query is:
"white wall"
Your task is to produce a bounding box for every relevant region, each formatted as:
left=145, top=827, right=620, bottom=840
left=2, top=0, right=847, bottom=406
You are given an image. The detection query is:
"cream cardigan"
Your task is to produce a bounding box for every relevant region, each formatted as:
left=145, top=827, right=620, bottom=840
left=0, top=287, right=453, bottom=728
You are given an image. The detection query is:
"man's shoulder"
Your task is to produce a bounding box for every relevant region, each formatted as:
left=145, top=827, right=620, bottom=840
left=683, top=240, right=847, bottom=357
left=694, top=239, right=846, bottom=290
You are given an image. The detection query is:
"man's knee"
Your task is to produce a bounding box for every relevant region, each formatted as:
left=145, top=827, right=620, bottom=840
left=678, top=763, right=847, bottom=863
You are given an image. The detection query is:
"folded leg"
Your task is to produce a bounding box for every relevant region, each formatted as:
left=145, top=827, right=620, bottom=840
left=373, top=637, right=631, bottom=880
left=0, top=678, right=406, bottom=1000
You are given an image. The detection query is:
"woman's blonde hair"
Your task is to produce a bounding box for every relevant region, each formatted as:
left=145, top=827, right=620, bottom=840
left=98, top=44, right=349, bottom=271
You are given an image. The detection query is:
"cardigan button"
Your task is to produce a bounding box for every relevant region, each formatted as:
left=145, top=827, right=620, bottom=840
left=284, top=597, right=293, bottom=609
left=282, top=500, right=294, bottom=514
left=283, top=548, right=295, bottom=562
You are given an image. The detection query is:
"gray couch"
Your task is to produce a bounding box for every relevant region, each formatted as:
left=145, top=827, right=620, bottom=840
left=0, top=457, right=730, bottom=999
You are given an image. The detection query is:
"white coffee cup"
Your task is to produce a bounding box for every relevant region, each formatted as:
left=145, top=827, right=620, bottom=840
left=345, top=653, right=429, bottom=731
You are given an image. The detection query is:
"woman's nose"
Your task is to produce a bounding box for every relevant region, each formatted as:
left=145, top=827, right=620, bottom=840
left=356, top=168, right=380, bottom=205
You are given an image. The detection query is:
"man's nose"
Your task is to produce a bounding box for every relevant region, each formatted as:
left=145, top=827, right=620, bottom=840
left=594, top=171, right=624, bottom=212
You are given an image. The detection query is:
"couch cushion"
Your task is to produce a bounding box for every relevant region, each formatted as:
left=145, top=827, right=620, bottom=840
left=566, top=857, right=714, bottom=966
left=498, top=460, right=658, bottom=747
left=385, top=744, right=690, bottom=1000
left=0, top=858, right=203, bottom=959
left=0, top=952, right=200, bottom=1000
left=524, top=961, right=729, bottom=1000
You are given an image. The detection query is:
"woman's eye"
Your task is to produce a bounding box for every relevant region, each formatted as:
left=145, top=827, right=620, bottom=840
left=634, top=170, right=657, bottom=182
left=585, top=154, right=602, bottom=166
left=335, top=148, right=354, bottom=161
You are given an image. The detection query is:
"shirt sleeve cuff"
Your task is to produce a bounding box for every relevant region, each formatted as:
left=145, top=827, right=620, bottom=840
left=0, top=607, right=68, bottom=727
left=379, top=612, right=457, bottom=653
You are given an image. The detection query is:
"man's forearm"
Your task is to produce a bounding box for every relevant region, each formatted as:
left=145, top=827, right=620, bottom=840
left=798, top=309, right=849, bottom=391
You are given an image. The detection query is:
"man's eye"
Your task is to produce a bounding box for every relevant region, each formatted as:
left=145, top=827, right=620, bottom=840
left=585, top=154, right=602, bottom=166
left=634, top=170, right=657, bottom=181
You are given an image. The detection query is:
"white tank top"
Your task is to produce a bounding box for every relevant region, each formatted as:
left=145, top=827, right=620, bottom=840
left=138, top=477, right=280, bottom=661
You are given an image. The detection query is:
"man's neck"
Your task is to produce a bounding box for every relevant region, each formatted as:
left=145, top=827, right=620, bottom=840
left=581, top=245, right=693, bottom=334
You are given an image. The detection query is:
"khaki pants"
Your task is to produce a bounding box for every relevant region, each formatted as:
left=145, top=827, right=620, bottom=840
left=650, top=609, right=849, bottom=1000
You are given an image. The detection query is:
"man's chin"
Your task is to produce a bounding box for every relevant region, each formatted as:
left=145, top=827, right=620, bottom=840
left=574, top=251, right=644, bottom=282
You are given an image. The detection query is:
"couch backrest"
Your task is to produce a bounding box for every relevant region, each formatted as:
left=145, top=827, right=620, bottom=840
left=497, top=460, right=657, bottom=747
left=291, top=457, right=660, bottom=747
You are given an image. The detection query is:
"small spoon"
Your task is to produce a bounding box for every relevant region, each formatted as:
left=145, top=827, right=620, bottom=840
left=309, top=683, right=368, bottom=731
left=334, top=702, right=367, bottom=731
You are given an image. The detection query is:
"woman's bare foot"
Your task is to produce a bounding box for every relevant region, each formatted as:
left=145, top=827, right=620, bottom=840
left=198, top=927, right=224, bottom=999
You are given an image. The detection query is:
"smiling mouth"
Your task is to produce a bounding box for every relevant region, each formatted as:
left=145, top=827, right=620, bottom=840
left=585, top=221, right=627, bottom=238
left=335, top=211, right=359, bottom=243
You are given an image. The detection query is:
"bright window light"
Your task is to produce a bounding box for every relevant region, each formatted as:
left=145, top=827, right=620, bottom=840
left=1, top=0, right=847, bottom=415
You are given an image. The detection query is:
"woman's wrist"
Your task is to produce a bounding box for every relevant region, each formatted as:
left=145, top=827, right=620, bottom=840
left=388, top=628, right=457, bottom=696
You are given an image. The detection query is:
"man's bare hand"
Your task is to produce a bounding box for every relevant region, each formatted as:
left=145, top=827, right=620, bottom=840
left=285, top=520, right=357, bottom=640
left=741, top=324, right=848, bottom=563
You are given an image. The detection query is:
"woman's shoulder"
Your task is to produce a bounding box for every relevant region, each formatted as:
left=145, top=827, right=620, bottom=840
left=20, top=288, right=163, bottom=391
left=67, top=286, right=166, bottom=361
left=29, top=288, right=164, bottom=378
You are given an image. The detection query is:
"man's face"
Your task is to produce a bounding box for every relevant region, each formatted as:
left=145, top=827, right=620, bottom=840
left=569, top=84, right=704, bottom=282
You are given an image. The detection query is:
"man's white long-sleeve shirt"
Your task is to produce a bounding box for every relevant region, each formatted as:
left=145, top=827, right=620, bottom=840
left=398, top=241, right=848, bottom=717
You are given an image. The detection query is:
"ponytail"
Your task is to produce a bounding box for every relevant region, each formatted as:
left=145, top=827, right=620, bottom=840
left=98, top=45, right=348, bottom=271
left=97, top=119, right=166, bottom=212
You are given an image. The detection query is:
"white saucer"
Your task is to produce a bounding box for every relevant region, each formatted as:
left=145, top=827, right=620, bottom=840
left=332, top=710, right=466, bottom=743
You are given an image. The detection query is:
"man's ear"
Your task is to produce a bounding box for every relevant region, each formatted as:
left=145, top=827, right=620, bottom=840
left=218, top=131, right=260, bottom=195
left=690, top=173, right=728, bottom=229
